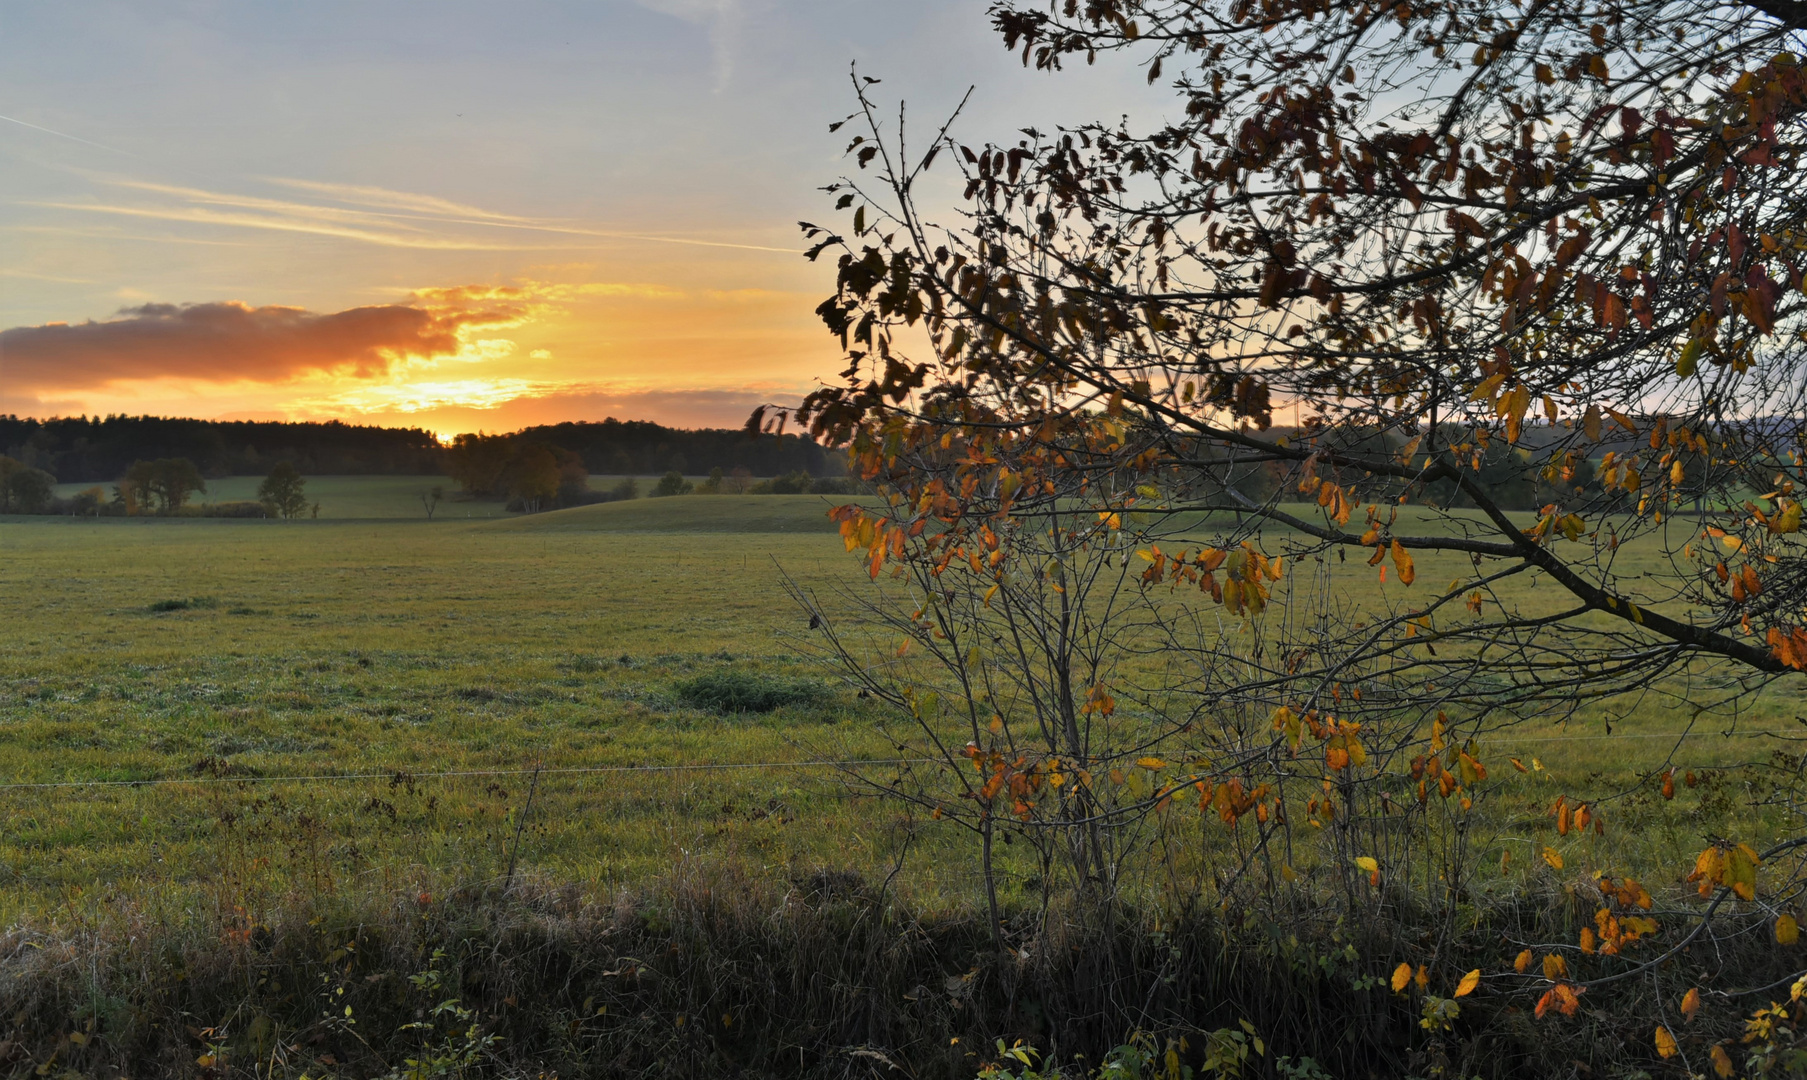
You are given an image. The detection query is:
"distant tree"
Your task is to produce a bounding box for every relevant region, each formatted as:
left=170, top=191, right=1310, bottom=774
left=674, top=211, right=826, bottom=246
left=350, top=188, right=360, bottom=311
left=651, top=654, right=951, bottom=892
left=608, top=477, right=638, bottom=501
left=552, top=447, right=590, bottom=507
left=504, top=443, right=561, bottom=513
left=120, top=458, right=205, bottom=514
left=443, top=434, right=513, bottom=495
left=651, top=470, right=693, bottom=497
left=420, top=485, right=445, bottom=520
left=256, top=462, right=309, bottom=519
left=697, top=467, right=725, bottom=494
left=0, top=456, right=54, bottom=514
left=69, top=486, right=105, bottom=516
left=729, top=465, right=753, bottom=494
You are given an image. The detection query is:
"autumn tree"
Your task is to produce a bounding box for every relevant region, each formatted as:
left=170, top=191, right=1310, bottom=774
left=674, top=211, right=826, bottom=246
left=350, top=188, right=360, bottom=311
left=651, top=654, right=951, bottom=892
left=777, top=0, right=1807, bottom=751
left=256, top=461, right=309, bottom=519
left=773, top=0, right=1807, bottom=1064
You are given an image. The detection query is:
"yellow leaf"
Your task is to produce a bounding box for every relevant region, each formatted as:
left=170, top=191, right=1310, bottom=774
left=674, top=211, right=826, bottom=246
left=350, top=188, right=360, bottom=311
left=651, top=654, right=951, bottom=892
left=1776, top=500, right=1803, bottom=534
left=1725, top=844, right=1760, bottom=901
left=1391, top=539, right=1416, bottom=586
left=1455, top=969, right=1481, bottom=997
left=1542, top=847, right=1564, bottom=870
left=1354, top=856, right=1379, bottom=873
left=1655, top=1026, right=1678, bottom=1058
left=1780, top=913, right=1800, bottom=945
left=1136, top=757, right=1166, bottom=771
left=1391, top=962, right=1413, bottom=992
left=1711, top=1043, right=1734, bottom=1078
left=1514, top=949, right=1533, bottom=973
left=1681, top=987, right=1701, bottom=1020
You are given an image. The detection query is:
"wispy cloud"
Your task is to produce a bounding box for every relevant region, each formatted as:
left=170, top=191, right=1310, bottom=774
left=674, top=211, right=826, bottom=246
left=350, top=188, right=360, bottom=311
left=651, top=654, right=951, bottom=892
left=31, top=200, right=543, bottom=250
left=37, top=174, right=797, bottom=253
left=0, top=112, right=132, bottom=155
left=262, top=177, right=538, bottom=223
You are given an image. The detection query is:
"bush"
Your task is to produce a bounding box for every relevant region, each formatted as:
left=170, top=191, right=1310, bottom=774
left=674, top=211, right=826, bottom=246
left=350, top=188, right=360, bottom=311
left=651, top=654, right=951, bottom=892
left=750, top=470, right=812, bottom=494
left=608, top=477, right=639, bottom=501
left=651, top=470, right=693, bottom=497
left=672, top=670, right=830, bottom=713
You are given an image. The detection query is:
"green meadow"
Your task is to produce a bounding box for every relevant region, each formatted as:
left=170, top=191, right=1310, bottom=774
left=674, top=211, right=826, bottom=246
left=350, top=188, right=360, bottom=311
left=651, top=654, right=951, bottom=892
left=49, top=475, right=670, bottom=520
left=0, top=483, right=1792, bottom=925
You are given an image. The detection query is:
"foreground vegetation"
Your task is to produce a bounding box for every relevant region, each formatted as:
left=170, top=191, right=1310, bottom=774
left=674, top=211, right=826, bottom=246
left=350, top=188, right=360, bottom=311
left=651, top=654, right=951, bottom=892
left=0, top=485, right=1801, bottom=1076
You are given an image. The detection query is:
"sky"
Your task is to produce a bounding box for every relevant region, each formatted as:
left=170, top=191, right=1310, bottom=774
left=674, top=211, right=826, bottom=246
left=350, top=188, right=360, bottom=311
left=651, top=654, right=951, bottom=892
left=0, top=1, right=1155, bottom=436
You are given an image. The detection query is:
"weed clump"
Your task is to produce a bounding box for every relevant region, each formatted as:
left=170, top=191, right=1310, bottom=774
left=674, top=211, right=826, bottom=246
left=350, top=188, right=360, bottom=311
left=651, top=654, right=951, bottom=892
left=147, top=596, right=218, bottom=612
left=673, top=670, right=829, bottom=713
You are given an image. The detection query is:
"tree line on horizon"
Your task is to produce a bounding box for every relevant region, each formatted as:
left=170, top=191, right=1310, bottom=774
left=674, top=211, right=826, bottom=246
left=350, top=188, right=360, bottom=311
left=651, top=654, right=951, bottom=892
left=0, top=414, right=857, bottom=516
left=0, top=414, right=841, bottom=485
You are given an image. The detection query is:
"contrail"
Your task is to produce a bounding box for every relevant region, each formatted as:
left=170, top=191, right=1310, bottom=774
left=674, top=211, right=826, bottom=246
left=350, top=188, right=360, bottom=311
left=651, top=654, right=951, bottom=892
left=0, top=113, right=132, bottom=155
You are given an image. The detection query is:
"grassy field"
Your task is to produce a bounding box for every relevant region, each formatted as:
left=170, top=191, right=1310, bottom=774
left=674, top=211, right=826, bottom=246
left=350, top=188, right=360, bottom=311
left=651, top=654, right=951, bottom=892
left=49, top=474, right=727, bottom=520
left=1, top=484, right=1797, bottom=930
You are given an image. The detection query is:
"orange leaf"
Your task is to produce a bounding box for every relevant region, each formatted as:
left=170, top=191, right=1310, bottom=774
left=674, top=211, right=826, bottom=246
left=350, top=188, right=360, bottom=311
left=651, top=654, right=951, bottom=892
left=1391, top=962, right=1413, bottom=993
left=1681, top=987, right=1701, bottom=1021
left=1655, top=1025, right=1678, bottom=1058
left=1455, top=969, right=1481, bottom=997
left=1391, top=540, right=1416, bottom=586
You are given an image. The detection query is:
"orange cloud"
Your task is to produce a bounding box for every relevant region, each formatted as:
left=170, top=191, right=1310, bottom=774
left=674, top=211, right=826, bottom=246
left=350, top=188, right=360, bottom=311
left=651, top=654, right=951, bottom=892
left=0, top=288, right=537, bottom=394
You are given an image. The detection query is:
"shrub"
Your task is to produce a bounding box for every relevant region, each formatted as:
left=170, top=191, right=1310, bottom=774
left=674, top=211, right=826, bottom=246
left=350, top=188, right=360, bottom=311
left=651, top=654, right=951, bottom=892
left=672, top=670, right=829, bottom=713
left=651, top=470, right=693, bottom=497
left=751, top=470, right=813, bottom=494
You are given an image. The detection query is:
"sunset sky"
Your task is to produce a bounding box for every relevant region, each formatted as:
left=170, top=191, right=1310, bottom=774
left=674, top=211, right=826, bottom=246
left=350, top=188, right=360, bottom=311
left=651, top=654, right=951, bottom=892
left=0, top=2, right=1152, bottom=435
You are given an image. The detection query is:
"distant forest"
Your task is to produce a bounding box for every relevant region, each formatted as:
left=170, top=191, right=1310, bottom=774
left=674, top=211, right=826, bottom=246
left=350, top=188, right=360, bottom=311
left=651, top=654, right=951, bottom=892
left=0, top=415, right=842, bottom=483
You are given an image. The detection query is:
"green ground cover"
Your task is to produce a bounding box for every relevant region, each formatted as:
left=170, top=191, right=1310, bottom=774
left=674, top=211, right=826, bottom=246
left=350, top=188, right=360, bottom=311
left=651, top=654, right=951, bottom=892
left=0, top=483, right=1794, bottom=929
left=48, top=474, right=726, bottom=520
